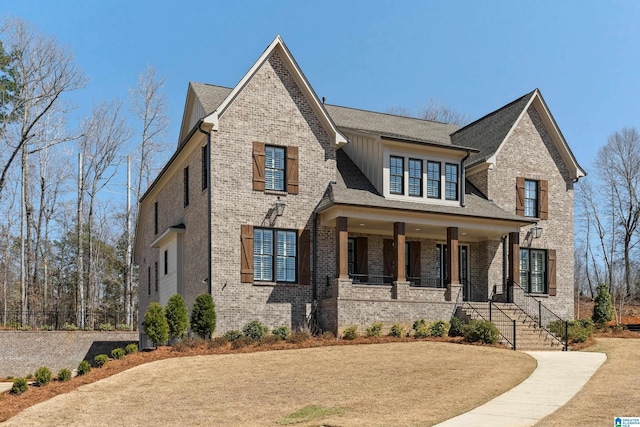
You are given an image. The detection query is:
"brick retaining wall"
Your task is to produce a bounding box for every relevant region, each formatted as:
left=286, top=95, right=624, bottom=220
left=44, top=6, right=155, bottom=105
left=0, top=331, right=138, bottom=378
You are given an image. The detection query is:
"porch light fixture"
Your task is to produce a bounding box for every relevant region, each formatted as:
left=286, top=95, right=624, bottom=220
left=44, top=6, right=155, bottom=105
left=531, top=224, right=543, bottom=239
left=274, top=196, right=286, bottom=216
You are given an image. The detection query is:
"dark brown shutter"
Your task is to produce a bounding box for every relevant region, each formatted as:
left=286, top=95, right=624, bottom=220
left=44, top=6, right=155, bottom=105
left=539, top=180, right=549, bottom=220
left=298, top=229, right=310, bottom=285
left=287, top=146, right=299, bottom=195
left=516, top=176, right=525, bottom=217
left=241, top=225, right=254, bottom=283
left=547, top=249, right=556, bottom=296
left=383, top=239, right=394, bottom=277
left=356, top=237, right=368, bottom=275
left=252, top=142, right=265, bottom=191
left=409, top=241, right=421, bottom=278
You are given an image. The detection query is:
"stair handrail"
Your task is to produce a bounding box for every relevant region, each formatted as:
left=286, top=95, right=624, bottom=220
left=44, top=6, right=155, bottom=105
left=488, top=301, right=517, bottom=350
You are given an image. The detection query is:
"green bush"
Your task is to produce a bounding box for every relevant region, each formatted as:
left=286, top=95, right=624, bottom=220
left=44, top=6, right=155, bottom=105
left=412, top=319, right=427, bottom=331
left=17, top=325, right=32, bottom=331
left=429, top=320, right=450, bottom=337
left=165, top=294, right=190, bottom=340
left=10, top=377, right=28, bottom=395
left=550, top=319, right=593, bottom=343
left=342, top=326, right=358, bottom=340
left=111, top=348, right=125, bottom=360
left=592, top=283, right=614, bottom=326
left=77, top=360, right=91, bottom=375
left=464, top=320, right=500, bottom=344
left=34, top=366, right=52, bottom=386
left=41, top=325, right=53, bottom=331
left=223, top=330, right=243, bottom=342
left=272, top=325, right=291, bottom=340
left=190, top=294, right=217, bottom=339
left=449, top=317, right=465, bottom=337
left=243, top=320, right=269, bottom=341
left=143, top=302, right=169, bottom=346
left=57, top=368, right=72, bottom=382
left=26, top=373, right=33, bottom=379
left=414, top=325, right=430, bottom=338
left=389, top=323, right=405, bottom=338
left=365, top=322, right=384, bottom=337
left=287, top=330, right=311, bottom=344
left=230, top=336, right=254, bottom=349
left=99, top=323, right=114, bottom=331
left=125, top=343, right=138, bottom=355
left=116, top=324, right=132, bottom=331
left=94, top=354, right=109, bottom=367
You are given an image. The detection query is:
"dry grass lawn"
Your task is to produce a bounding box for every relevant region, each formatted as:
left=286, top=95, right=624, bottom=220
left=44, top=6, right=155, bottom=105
left=3, top=341, right=534, bottom=426
left=537, top=338, right=640, bottom=426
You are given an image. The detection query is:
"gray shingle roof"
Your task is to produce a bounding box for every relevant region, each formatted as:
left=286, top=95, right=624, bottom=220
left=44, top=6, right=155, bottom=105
left=190, top=82, right=232, bottom=114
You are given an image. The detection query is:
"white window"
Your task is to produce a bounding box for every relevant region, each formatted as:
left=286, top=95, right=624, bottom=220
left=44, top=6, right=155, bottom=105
left=265, top=146, right=285, bottom=191
left=253, top=228, right=297, bottom=282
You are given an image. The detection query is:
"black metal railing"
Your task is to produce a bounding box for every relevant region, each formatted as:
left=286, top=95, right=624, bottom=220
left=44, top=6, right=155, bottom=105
left=0, top=310, right=138, bottom=331
left=488, top=301, right=517, bottom=350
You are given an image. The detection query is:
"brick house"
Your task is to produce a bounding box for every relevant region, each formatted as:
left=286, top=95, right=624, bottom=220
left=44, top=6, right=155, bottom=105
left=134, top=36, right=585, bottom=346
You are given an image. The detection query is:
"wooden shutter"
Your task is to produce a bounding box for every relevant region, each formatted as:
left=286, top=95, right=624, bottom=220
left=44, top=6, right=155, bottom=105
left=252, top=142, right=265, bottom=191
left=298, top=229, right=311, bottom=285
left=409, top=241, right=421, bottom=278
left=287, top=146, right=299, bottom=195
left=539, top=180, right=549, bottom=220
left=356, top=237, right=368, bottom=275
left=516, top=176, right=525, bottom=217
left=383, top=239, right=394, bottom=277
left=547, top=249, right=556, bottom=296
left=241, top=225, right=254, bottom=283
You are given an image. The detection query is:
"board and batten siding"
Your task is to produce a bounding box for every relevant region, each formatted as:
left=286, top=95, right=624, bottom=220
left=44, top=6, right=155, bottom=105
left=342, top=132, right=383, bottom=193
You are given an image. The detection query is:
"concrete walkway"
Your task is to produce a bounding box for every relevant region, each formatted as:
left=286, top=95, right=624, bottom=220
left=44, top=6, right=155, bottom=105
left=434, top=351, right=607, bottom=427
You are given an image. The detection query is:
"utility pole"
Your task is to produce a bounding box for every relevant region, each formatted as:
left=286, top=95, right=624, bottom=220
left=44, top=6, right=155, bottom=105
left=125, top=155, right=132, bottom=327
left=77, top=152, right=85, bottom=329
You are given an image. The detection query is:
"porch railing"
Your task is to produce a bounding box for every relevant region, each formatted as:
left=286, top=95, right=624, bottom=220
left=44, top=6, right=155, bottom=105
left=348, top=274, right=447, bottom=288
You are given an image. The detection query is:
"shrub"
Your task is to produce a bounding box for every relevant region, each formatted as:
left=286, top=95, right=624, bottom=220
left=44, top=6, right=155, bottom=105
left=10, top=378, right=27, bottom=395
left=99, top=323, right=114, bottom=331
left=449, top=317, right=465, bottom=337
left=342, top=326, right=358, bottom=340
left=165, top=294, right=190, bottom=340
left=414, top=325, right=430, bottom=338
left=94, top=354, right=109, bottom=367
left=365, top=322, right=383, bottom=337
left=77, top=360, right=91, bottom=375
left=389, top=323, right=405, bottom=338
left=62, top=322, right=78, bottom=331
left=464, top=320, right=500, bottom=344
left=272, top=325, right=291, bottom=340
left=143, top=302, right=169, bottom=346
left=57, top=368, right=72, bottom=382
left=243, top=320, right=269, bottom=341
left=116, top=324, right=132, bottom=331
left=34, top=366, right=52, bottom=386
left=26, top=373, right=33, bottom=379
left=550, top=319, right=593, bottom=343
left=223, top=330, right=243, bottom=342
left=231, top=336, right=254, bottom=349
left=111, top=348, right=125, bottom=360
left=125, top=343, right=138, bottom=355
left=17, top=325, right=32, bottom=331
left=207, top=336, right=229, bottom=349
left=412, top=319, right=427, bottom=331
left=41, top=325, right=53, bottom=331
left=190, top=294, right=217, bottom=339
left=592, top=283, right=614, bottom=326
left=429, top=320, right=450, bottom=338
left=287, top=330, right=311, bottom=344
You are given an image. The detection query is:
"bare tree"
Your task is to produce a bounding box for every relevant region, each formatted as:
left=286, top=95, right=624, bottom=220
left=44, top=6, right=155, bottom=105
left=388, top=97, right=470, bottom=126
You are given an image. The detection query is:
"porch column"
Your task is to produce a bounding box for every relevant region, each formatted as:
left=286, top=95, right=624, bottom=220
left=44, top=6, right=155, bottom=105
left=508, top=231, right=520, bottom=302
left=336, top=217, right=349, bottom=279
left=393, top=222, right=406, bottom=282
left=446, top=227, right=460, bottom=301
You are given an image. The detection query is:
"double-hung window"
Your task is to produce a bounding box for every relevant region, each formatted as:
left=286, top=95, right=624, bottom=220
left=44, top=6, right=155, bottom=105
left=427, top=161, right=440, bottom=198
left=265, top=146, right=286, bottom=191
left=520, top=248, right=546, bottom=294
left=253, top=228, right=297, bottom=282
left=408, top=159, right=422, bottom=197
left=390, top=156, right=404, bottom=195
left=524, top=179, right=538, bottom=217
left=445, top=163, right=459, bottom=201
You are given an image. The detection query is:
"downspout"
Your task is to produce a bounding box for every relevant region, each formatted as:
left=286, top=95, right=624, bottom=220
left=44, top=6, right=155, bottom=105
left=312, top=212, right=318, bottom=301
left=460, top=150, right=471, bottom=207
left=197, top=120, right=212, bottom=294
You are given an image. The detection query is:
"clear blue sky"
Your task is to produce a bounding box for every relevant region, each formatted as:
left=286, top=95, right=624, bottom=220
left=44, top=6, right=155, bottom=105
left=3, top=0, right=640, bottom=180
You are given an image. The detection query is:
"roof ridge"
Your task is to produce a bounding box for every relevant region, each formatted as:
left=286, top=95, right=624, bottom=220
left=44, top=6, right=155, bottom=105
left=325, top=103, right=458, bottom=127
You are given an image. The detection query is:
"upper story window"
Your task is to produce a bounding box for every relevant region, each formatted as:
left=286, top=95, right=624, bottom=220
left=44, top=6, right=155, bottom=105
left=253, top=142, right=299, bottom=195
left=445, top=163, right=459, bottom=201
left=390, top=156, right=404, bottom=195
left=524, top=180, right=538, bottom=217
left=201, top=145, right=208, bottom=191
left=516, top=177, right=548, bottom=219
left=265, top=145, right=286, bottom=191
left=427, top=161, right=440, bottom=199
left=408, top=159, right=422, bottom=197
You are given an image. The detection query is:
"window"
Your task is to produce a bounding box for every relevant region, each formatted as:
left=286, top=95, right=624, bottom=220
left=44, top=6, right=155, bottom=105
left=445, top=163, right=459, bottom=201
left=147, top=266, right=151, bottom=296
left=201, top=145, right=208, bottom=191
left=164, top=250, right=168, bottom=275
left=408, top=159, right=422, bottom=197
left=390, top=156, right=404, bottom=195
left=253, top=228, right=297, bottom=282
left=348, top=238, right=356, bottom=276
left=265, top=146, right=286, bottom=191
left=154, top=262, right=158, bottom=292
left=154, top=202, right=158, bottom=235
left=520, top=249, right=546, bottom=294
left=524, top=179, right=538, bottom=217
left=427, top=161, right=440, bottom=199
left=183, top=166, right=189, bottom=208
left=436, top=244, right=447, bottom=287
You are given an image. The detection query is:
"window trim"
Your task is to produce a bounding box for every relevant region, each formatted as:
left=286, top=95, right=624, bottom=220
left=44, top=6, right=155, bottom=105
left=427, top=161, right=441, bottom=199
left=389, top=155, right=404, bottom=195
left=265, top=145, right=286, bottom=192
left=253, top=227, right=298, bottom=283
left=408, top=158, right=423, bottom=197
left=524, top=179, right=539, bottom=218
left=520, top=248, right=547, bottom=294
left=445, top=163, right=459, bottom=201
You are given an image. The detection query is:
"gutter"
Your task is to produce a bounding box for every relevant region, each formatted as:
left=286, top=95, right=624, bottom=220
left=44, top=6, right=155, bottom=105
left=312, top=212, right=318, bottom=301
left=460, top=150, right=471, bottom=207
left=197, top=121, right=212, bottom=295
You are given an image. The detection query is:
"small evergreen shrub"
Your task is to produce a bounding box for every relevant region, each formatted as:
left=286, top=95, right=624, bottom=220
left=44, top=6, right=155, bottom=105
left=143, top=302, right=169, bottom=346
left=429, top=320, right=450, bottom=338
left=99, top=323, right=114, bottom=331
left=165, top=294, right=190, bottom=340
left=287, top=330, right=311, bottom=344
left=94, top=354, right=109, bottom=367
left=10, top=378, right=27, bottom=395
left=34, top=366, right=52, bottom=386
left=57, top=368, right=72, bottom=382
left=231, top=336, right=254, bottom=349
left=592, top=283, right=614, bottom=327
left=412, top=319, right=427, bottom=331
left=77, top=360, right=91, bottom=375
left=272, top=325, right=291, bottom=340
left=342, top=326, right=358, bottom=340
left=449, top=317, right=465, bottom=337
left=365, top=322, right=383, bottom=337
left=464, top=320, right=500, bottom=344
left=125, top=343, right=138, bottom=354
left=550, top=319, right=593, bottom=343
left=190, top=294, right=217, bottom=339
left=223, top=330, right=243, bottom=342
left=111, top=348, right=125, bottom=359
left=116, top=324, right=132, bottom=331
left=414, top=325, right=430, bottom=338
left=62, top=322, right=78, bottom=331
left=389, top=323, right=405, bottom=338
left=17, top=325, right=33, bottom=331
left=41, top=325, right=53, bottom=331
left=26, top=373, right=33, bottom=379
left=243, top=320, right=269, bottom=341
left=207, top=336, right=229, bottom=349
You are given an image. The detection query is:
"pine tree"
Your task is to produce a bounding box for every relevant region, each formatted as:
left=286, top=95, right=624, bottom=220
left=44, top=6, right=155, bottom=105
left=190, top=294, right=217, bottom=339
left=143, top=302, right=168, bottom=347
left=165, top=294, right=189, bottom=341
left=592, top=283, right=614, bottom=326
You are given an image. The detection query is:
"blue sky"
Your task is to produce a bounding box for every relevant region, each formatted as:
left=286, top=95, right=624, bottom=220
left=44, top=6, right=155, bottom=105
left=3, top=0, right=640, bottom=184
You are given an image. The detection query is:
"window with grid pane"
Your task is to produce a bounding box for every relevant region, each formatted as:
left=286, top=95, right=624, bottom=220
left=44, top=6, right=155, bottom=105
left=427, top=161, right=440, bottom=198
left=408, top=158, right=422, bottom=197
left=520, top=248, right=546, bottom=293
left=445, top=163, right=458, bottom=200
left=276, top=230, right=297, bottom=282
left=253, top=229, right=273, bottom=281
left=265, top=146, right=285, bottom=191
left=253, top=228, right=297, bottom=283
left=390, top=156, right=404, bottom=194
left=524, top=180, right=538, bottom=217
